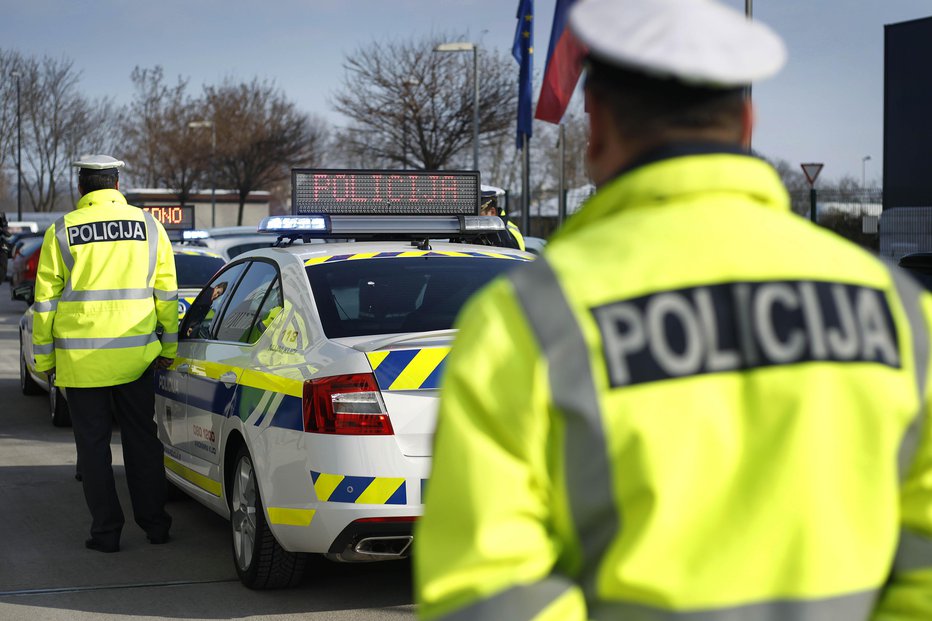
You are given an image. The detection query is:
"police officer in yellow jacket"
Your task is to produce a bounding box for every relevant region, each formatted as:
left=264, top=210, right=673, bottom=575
left=480, top=187, right=526, bottom=251
left=33, top=155, right=178, bottom=553
left=415, top=1, right=932, bottom=619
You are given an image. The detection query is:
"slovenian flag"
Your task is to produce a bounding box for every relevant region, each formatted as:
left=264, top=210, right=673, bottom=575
left=534, top=0, right=586, bottom=124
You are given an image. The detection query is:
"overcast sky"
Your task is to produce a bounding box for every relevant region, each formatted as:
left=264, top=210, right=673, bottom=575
left=3, top=0, right=930, bottom=185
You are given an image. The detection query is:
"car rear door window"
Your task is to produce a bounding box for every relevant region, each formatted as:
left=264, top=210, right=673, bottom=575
left=214, top=261, right=280, bottom=344
left=180, top=262, right=248, bottom=340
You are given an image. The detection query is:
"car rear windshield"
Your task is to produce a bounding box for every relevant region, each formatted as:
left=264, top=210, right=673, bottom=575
left=306, top=256, right=522, bottom=338
left=175, top=254, right=225, bottom=288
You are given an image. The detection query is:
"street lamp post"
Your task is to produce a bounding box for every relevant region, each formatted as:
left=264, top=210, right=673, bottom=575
left=862, top=155, right=871, bottom=189
left=188, top=120, right=216, bottom=227
left=434, top=42, right=479, bottom=171
left=11, top=70, right=22, bottom=221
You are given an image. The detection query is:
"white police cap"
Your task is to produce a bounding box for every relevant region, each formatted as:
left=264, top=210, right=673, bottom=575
left=72, top=154, right=125, bottom=171
left=569, top=0, right=786, bottom=87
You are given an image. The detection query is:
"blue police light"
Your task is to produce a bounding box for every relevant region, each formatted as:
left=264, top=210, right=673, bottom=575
left=258, top=215, right=330, bottom=235
left=182, top=229, right=210, bottom=240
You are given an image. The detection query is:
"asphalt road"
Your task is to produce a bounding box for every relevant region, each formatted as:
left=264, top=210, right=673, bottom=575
left=0, top=289, right=416, bottom=621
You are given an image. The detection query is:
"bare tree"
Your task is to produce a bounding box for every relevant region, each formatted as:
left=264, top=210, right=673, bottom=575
left=332, top=34, right=517, bottom=171
left=16, top=56, right=115, bottom=212
left=0, top=49, right=24, bottom=209
left=121, top=66, right=206, bottom=205
left=204, top=78, right=328, bottom=225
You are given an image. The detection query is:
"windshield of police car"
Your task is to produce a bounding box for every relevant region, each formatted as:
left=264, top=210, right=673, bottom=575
left=306, top=257, right=518, bottom=337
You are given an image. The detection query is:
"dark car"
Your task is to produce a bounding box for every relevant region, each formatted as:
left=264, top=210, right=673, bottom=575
left=898, top=252, right=932, bottom=291
left=10, top=236, right=44, bottom=304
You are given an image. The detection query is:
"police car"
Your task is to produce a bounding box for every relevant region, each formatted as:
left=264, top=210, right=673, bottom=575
left=155, top=169, right=533, bottom=588
left=19, top=245, right=226, bottom=427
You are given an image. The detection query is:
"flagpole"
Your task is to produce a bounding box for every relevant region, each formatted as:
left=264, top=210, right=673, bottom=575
left=522, top=134, right=531, bottom=235
left=745, top=0, right=753, bottom=151
left=558, top=124, right=566, bottom=225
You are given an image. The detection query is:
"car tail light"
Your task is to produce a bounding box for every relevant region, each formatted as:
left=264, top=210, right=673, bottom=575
left=25, top=250, right=40, bottom=279
left=303, top=373, right=393, bottom=435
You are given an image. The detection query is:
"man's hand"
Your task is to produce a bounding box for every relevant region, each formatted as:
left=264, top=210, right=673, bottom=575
left=155, top=356, right=173, bottom=370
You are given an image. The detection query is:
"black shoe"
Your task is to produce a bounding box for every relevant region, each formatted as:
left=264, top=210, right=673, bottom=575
left=147, top=533, right=170, bottom=545
left=85, top=538, right=119, bottom=553
left=74, top=471, right=82, bottom=482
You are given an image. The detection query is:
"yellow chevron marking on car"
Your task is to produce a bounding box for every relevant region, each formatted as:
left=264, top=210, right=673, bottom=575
left=311, top=471, right=407, bottom=505
left=367, top=347, right=450, bottom=391
left=266, top=507, right=316, bottom=526
left=304, top=249, right=526, bottom=266
left=164, top=454, right=222, bottom=497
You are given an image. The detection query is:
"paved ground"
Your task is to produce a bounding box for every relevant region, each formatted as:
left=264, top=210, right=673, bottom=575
left=0, top=288, right=416, bottom=621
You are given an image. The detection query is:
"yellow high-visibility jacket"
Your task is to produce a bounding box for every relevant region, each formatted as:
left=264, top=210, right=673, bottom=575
left=32, top=189, right=178, bottom=387
left=506, top=220, right=526, bottom=252
left=415, top=147, right=932, bottom=621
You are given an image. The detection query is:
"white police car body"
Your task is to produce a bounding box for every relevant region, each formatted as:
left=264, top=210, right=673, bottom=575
left=154, top=169, right=533, bottom=588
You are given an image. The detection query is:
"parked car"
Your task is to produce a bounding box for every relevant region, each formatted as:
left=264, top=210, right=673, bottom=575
left=173, top=246, right=226, bottom=320
left=899, top=252, right=932, bottom=290
left=155, top=212, right=533, bottom=588
left=180, top=227, right=280, bottom=261
left=523, top=235, right=548, bottom=256
left=19, top=245, right=227, bottom=427
left=10, top=235, right=44, bottom=304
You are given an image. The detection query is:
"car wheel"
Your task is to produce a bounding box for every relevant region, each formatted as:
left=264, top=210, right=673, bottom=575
left=229, top=444, right=306, bottom=589
left=20, top=336, right=43, bottom=396
left=49, top=375, right=71, bottom=427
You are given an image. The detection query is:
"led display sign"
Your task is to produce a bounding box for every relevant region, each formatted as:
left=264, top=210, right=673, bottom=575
left=140, top=205, right=195, bottom=231
left=292, top=169, right=480, bottom=216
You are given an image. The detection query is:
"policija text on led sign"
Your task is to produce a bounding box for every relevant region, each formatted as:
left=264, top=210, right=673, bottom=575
left=292, top=170, right=480, bottom=216
left=140, top=206, right=194, bottom=231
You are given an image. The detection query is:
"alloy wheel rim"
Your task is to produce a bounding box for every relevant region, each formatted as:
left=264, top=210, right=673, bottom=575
left=231, top=455, right=258, bottom=571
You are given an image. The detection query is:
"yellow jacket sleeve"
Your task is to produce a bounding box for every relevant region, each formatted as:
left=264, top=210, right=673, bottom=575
left=414, top=277, right=587, bottom=621
left=32, top=225, right=66, bottom=372
left=874, top=294, right=932, bottom=620
left=152, top=221, right=178, bottom=358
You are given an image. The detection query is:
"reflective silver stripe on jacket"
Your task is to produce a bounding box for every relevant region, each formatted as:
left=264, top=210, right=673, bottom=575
left=884, top=262, right=931, bottom=478
left=142, top=210, right=159, bottom=286
left=33, top=299, right=58, bottom=313
left=437, top=575, right=573, bottom=621
left=160, top=332, right=178, bottom=345
left=54, top=333, right=158, bottom=350
left=33, top=343, right=54, bottom=355
left=154, top=288, right=178, bottom=302
left=64, top=288, right=153, bottom=302
left=54, top=216, right=74, bottom=273
left=589, top=589, right=878, bottom=621
left=508, top=259, right=618, bottom=601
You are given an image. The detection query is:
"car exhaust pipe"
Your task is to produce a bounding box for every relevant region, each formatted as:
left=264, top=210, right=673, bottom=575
left=353, top=536, right=413, bottom=558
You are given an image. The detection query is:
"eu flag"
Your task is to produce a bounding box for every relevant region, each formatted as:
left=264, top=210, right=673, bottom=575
left=513, top=0, right=534, bottom=150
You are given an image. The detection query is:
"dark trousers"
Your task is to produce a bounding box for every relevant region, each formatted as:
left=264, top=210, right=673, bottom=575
left=68, top=366, right=171, bottom=546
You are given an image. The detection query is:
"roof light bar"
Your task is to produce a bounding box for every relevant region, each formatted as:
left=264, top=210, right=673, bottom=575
left=182, top=229, right=210, bottom=240
left=259, top=215, right=330, bottom=235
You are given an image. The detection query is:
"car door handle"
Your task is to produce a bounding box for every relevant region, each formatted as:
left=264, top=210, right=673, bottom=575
left=176, top=363, right=190, bottom=374
left=219, top=371, right=238, bottom=386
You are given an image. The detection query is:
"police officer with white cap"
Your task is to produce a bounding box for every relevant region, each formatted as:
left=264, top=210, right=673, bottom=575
left=33, top=154, right=178, bottom=553
left=415, top=0, right=932, bottom=619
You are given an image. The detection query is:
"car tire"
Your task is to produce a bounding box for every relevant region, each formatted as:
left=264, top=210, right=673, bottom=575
left=20, top=336, right=43, bottom=396
left=229, top=444, right=307, bottom=589
left=49, top=375, right=71, bottom=427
